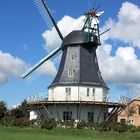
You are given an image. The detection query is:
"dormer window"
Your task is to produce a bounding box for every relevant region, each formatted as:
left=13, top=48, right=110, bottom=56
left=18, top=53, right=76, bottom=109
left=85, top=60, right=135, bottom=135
left=71, top=54, right=76, bottom=61
left=68, top=69, right=75, bottom=77
left=68, top=69, right=73, bottom=77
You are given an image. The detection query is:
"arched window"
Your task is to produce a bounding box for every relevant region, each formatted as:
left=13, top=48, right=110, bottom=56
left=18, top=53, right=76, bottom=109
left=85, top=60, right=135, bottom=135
left=68, top=69, right=72, bottom=77
left=68, top=69, right=75, bottom=77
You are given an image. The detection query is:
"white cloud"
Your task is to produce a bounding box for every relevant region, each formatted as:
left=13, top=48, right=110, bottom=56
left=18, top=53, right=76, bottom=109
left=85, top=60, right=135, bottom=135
left=0, top=50, right=57, bottom=84
left=102, top=2, right=140, bottom=48
left=98, top=1, right=140, bottom=93
left=0, top=50, right=27, bottom=84
left=42, top=15, right=85, bottom=52
left=97, top=44, right=140, bottom=93
left=97, top=45, right=140, bottom=83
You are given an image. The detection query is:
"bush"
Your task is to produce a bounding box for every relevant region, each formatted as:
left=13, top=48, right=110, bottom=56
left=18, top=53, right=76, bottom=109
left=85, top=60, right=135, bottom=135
left=136, top=126, right=140, bottom=131
left=0, top=115, right=29, bottom=128
left=0, top=116, right=14, bottom=127
left=117, top=123, right=128, bottom=133
left=97, top=122, right=109, bottom=132
left=77, top=120, right=87, bottom=129
left=97, top=121, right=132, bottom=133
left=61, top=120, right=75, bottom=128
left=130, top=127, right=137, bottom=133
left=41, top=119, right=57, bottom=130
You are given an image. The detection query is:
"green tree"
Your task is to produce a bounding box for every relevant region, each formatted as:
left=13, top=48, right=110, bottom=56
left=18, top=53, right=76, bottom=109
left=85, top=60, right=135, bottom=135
left=0, top=101, right=7, bottom=120
left=19, top=99, right=30, bottom=117
left=10, top=100, right=30, bottom=118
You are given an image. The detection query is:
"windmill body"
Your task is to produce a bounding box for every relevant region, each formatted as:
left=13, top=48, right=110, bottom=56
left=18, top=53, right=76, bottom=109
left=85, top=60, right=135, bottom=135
left=43, top=30, right=109, bottom=122
left=48, top=30, right=108, bottom=102
left=25, top=0, right=122, bottom=123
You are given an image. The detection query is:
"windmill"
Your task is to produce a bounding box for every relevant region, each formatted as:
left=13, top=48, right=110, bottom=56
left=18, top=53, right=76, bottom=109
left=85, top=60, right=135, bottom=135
left=24, top=0, right=114, bottom=123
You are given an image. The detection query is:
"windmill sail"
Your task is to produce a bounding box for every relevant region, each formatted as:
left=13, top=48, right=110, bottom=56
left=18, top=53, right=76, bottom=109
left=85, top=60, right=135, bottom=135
left=22, top=0, right=64, bottom=80
left=34, top=0, right=63, bottom=40
left=22, top=46, right=61, bottom=80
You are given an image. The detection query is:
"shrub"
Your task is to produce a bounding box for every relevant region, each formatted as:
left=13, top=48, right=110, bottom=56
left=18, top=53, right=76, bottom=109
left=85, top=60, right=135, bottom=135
left=130, top=127, right=137, bottom=133
left=41, top=119, right=57, bottom=130
left=97, top=121, right=132, bottom=133
left=136, top=126, right=140, bottom=131
left=0, top=115, right=29, bottom=128
left=97, top=122, right=109, bottom=132
left=77, top=120, right=87, bottom=129
left=117, top=123, right=128, bottom=133
left=61, top=120, right=75, bottom=128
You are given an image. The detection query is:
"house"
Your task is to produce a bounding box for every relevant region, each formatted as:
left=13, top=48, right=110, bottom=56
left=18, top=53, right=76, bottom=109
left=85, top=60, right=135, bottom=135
left=117, top=96, right=140, bottom=126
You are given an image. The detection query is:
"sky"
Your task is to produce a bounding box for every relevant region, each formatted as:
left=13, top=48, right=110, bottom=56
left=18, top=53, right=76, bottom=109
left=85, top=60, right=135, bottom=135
left=0, top=0, right=140, bottom=107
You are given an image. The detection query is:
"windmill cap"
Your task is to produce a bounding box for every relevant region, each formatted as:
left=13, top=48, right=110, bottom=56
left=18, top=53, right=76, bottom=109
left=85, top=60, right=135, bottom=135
left=61, top=30, right=98, bottom=49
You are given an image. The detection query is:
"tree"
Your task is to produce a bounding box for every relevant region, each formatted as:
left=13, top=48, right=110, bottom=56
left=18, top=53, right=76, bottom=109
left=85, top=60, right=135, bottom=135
left=10, top=99, right=30, bottom=118
left=19, top=99, right=30, bottom=117
left=0, top=101, right=7, bottom=120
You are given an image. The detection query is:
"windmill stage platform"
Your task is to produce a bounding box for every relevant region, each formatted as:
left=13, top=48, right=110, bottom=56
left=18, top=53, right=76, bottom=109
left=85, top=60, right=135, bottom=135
left=29, top=99, right=124, bottom=108
left=28, top=94, right=127, bottom=122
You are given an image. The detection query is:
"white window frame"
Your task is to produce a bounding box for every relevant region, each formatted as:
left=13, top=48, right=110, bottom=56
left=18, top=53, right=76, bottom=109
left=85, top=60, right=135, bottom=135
left=68, top=69, right=75, bottom=77
left=65, top=87, right=71, bottom=96
left=71, top=54, right=76, bottom=61
left=87, top=88, right=90, bottom=97
left=68, top=69, right=73, bottom=77
left=92, top=88, right=95, bottom=97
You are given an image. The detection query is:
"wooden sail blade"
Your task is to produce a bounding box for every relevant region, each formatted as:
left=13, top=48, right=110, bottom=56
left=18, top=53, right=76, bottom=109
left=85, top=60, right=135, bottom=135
left=22, top=46, right=61, bottom=79
left=34, top=0, right=63, bottom=41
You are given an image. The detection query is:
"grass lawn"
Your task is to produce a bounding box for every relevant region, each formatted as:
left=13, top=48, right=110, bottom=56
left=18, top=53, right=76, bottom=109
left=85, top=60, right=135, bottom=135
left=0, top=126, right=140, bottom=140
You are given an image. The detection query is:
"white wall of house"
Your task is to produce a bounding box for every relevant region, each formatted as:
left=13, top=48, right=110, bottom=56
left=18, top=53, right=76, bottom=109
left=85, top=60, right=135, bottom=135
left=30, top=104, right=108, bottom=123
left=47, top=104, right=108, bottom=123
left=48, top=86, right=108, bottom=102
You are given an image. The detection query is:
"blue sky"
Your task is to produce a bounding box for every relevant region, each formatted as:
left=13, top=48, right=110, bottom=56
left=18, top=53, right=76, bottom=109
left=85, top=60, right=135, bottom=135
left=0, top=0, right=140, bottom=107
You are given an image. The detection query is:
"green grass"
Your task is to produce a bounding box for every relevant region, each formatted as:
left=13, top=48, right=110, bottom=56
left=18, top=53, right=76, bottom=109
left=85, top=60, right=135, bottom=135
left=0, top=126, right=140, bottom=140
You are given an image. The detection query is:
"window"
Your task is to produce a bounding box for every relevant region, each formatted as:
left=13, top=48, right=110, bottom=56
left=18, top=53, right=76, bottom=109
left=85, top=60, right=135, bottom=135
left=68, top=69, right=75, bottom=77
left=71, top=54, right=76, bottom=61
left=120, top=119, right=126, bottom=124
left=93, top=89, right=95, bottom=97
left=63, top=111, right=72, bottom=121
left=68, top=69, right=72, bottom=77
left=88, top=112, right=94, bottom=122
left=66, top=87, right=71, bottom=96
left=87, top=88, right=90, bottom=97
